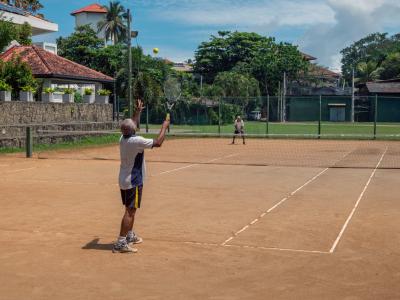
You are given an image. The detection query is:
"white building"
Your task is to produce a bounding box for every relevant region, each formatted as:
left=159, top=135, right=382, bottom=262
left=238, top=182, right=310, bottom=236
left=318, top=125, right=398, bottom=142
left=71, top=3, right=107, bottom=41
left=0, top=2, right=58, bottom=36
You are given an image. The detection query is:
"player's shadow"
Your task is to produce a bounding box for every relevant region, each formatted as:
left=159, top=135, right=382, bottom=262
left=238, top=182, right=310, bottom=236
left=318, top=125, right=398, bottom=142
left=82, top=238, right=113, bottom=251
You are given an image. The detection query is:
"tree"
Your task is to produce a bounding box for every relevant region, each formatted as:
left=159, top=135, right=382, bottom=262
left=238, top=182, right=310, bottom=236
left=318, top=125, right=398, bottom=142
left=341, top=33, right=400, bottom=82
left=355, top=61, right=380, bottom=83
left=57, top=25, right=103, bottom=67
left=0, top=18, right=16, bottom=52
left=194, top=31, right=308, bottom=95
left=379, top=53, right=400, bottom=80
left=17, top=22, right=32, bottom=45
left=213, top=71, right=260, bottom=98
left=0, top=17, right=32, bottom=51
left=0, top=55, right=37, bottom=95
left=97, top=1, right=127, bottom=45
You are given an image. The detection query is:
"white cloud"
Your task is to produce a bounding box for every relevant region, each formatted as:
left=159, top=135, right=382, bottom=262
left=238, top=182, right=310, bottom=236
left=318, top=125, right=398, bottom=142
left=139, top=0, right=400, bottom=69
left=300, top=0, right=400, bottom=70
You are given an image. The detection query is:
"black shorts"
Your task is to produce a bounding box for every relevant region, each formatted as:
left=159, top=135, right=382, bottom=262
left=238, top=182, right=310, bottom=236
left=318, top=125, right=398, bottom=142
left=234, top=130, right=244, bottom=134
left=120, top=186, right=143, bottom=209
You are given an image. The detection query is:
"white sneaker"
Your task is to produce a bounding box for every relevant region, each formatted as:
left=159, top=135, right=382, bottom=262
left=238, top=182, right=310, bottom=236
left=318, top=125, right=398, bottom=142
left=112, top=241, right=138, bottom=253
left=126, top=234, right=143, bottom=245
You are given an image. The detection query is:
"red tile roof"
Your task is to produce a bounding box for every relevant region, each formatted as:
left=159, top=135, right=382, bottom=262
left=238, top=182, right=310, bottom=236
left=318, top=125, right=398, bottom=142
left=71, top=3, right=107, bottom=15
left=0, top=45, right=114, bottom=83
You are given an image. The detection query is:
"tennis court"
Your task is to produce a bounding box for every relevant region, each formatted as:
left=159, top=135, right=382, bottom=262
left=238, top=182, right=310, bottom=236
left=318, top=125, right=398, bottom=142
left=0, top=138, right=399, bottom=299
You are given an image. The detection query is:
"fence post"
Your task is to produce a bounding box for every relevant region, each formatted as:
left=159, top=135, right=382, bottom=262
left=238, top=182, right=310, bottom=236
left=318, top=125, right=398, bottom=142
left=318, top=95, right=322, bottom=139
left=146, top=105, right=149, bottom=133
left=26, top=127, right=32, bottom=158
left=218, top=97, right=221, bottom=136
left=373, top=95, right=378, bottom=139
left=266, top=95, right=270, bottom=137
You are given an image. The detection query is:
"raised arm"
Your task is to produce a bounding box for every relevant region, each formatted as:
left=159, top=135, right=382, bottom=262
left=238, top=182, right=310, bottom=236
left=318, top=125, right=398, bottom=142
left=132, top=99, right=144, bottom=129
left=153, top=120, right=170, bottom=148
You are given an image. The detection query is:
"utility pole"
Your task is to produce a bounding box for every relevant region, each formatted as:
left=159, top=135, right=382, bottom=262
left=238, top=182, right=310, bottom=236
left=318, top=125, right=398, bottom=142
left=127, top=9, right=133, bottom=117
left=283, top=72, right=287, bottom=122
left=351, top=68, right=355, bottom=122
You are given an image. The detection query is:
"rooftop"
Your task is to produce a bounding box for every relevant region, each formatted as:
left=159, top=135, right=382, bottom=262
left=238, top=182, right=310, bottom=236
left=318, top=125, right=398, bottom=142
left=365, top=81, right=400, bottom=94
left=0, top=2, right=58, bottom=35
left=71, top=3, right=107, bottom=15
left=0, top=45, right=114, bottom=83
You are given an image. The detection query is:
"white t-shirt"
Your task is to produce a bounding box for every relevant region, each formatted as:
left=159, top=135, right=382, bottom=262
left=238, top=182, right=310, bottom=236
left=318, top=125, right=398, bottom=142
left=234, top=120, right=244, bottom=131
left=119, top=135, right=154, bottom=190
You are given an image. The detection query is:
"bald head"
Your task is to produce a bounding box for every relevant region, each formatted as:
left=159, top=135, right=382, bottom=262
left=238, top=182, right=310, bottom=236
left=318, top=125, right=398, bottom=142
left=121, top=119, right=137, bottom=136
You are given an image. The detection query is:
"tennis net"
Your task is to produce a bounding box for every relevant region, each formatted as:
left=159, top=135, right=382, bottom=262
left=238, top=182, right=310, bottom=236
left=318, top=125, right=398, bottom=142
left=15, top=127, right=400, bottom=170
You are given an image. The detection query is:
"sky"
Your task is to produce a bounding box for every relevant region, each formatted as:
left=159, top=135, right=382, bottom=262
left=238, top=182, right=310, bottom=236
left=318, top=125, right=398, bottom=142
left=35, top=0, right=400, bottom=72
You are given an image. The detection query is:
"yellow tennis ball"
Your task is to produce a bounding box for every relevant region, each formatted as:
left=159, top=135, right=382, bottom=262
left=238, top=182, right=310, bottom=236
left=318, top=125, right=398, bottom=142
left=153, top=48, right=159, bottom=54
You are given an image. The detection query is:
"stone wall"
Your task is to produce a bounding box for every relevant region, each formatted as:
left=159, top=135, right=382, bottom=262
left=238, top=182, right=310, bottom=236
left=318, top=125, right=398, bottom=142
left=0, top=102, right=117, bottom=148
left=0, top=102, right=113, bottom=124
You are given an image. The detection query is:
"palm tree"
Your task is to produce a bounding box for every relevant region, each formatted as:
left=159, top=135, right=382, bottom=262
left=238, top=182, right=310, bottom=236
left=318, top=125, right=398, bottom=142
left=97, top=1, right=127, bottom=45
left=356, top=61, right=381, bottom=83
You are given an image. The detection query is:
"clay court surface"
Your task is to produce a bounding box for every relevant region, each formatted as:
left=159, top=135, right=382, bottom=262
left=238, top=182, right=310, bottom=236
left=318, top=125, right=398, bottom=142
left=0, top=138, right=400, bottom=299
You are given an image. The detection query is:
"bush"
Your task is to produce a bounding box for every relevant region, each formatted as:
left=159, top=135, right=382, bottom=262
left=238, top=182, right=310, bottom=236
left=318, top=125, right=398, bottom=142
left=84, top=88, right=93, bottom=95
left=0, top=80, right=12, bottom=91
left=63, top=88, right=75, bottom=94
left=43, top=87, right=55, bottom=94
left=74, top=91, right=82, bottom=103
left=21, top=85, right=36, bottom=93
left=0, top=55, right=37, bottom=95
left=97, top=89, right=111, bottom=96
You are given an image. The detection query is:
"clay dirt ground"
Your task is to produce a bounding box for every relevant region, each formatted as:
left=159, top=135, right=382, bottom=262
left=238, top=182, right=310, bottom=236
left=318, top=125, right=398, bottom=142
left=0, top=138, right=399, bottom=300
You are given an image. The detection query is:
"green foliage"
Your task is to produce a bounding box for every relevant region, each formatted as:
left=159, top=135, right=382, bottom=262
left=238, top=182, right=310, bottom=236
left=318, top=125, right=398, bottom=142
left=355, top=61, right=381, bottom=83
left=0, top=18, right=17, bottom=52
left=57, top=25, right=104, bottom=67
left=21, top=85, right=36, bottom=92
left=43, top=87, right=55, bottom=94
left=84, top=88, right=93, bottom=95
left=17, top=22, right=32, bottom=45
left=97, top=1, right=127, bottom=45
left=194, top=31, right=308, bottom=94
left=0, top=80, right=11, bottom=91
left=0, top=19, right=32, bottom=51
left=63, top=88, right=75, bottom=94
left=213, top=71, right=260, bottom=97
left=0, top=55, right=37, bottom=95
left=98, top=89, right=111, bottom=96
left=379, top=52, right=400, bottom=80
left=341, top=33, right=400, bottom=81
left=74, top=91, right=82, bottom=103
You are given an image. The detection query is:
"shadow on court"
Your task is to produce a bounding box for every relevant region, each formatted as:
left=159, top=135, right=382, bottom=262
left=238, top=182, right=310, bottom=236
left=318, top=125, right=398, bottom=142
left=82, top=238, right=113, bottom=251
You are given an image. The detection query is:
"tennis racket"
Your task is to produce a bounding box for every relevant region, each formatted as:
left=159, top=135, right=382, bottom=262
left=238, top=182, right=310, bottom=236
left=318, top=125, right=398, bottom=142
left=163, top=75, right=182, bottom=122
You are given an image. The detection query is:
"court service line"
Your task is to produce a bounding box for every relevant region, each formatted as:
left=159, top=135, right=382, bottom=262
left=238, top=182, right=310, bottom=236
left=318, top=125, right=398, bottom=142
left=4, top=167, right=36, bottom=174
left=329, top=147, right=388, bottom=253
left=221, top=167, right=330, bottom=246
left=152, top=154, right=239, bottom=177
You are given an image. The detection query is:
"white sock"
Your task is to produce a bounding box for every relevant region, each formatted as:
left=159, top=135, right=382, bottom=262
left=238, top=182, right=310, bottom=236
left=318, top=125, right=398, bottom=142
left=127, top=230, right=134, bottom=238
left=118, top=236, right=126, bottom=243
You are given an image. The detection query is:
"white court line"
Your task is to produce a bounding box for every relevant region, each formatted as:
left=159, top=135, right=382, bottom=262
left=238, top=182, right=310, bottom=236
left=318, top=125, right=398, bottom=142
left=152, top=153, right=239, bottom=177
left=223, top=244, right=329, bottom=255
left=329, top=147, right=388, bottom=253
left=221, top=167, right=329, bottom=246
left=4, top=167, right=36, bottom=174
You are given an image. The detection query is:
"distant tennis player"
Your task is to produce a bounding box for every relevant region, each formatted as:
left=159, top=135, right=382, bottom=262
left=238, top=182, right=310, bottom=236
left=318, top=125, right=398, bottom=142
left=113, top=99, right=169, bottom=253
left=232, top=116, right=245, bottom=145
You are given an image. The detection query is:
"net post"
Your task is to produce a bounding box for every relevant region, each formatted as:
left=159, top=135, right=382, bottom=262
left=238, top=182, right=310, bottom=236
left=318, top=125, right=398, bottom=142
left=26, top=127, right=32, bottom=158
left=218, top=97, right=221, bottom=136
left=318, top=95, right=322, bottom=139
left=373, top=94, right=378, bottom=140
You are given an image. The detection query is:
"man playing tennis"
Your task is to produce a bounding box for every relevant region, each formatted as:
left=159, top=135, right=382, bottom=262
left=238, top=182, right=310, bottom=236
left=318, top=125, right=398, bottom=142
left=113, top=99, right=170, bottom=253
left=232, top=116, right=245, bottom=145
